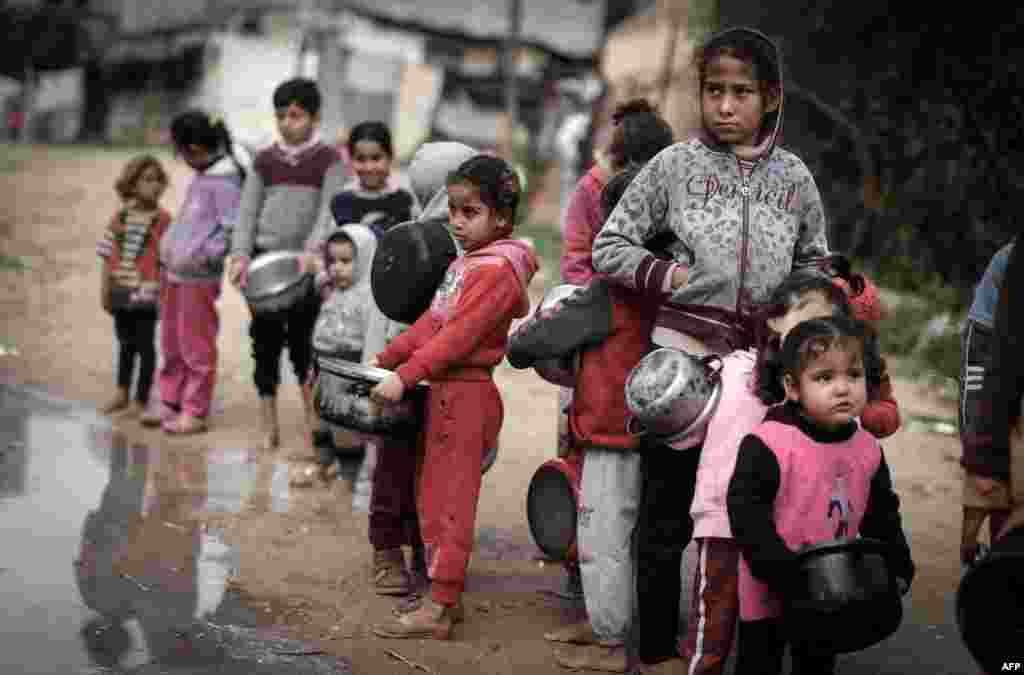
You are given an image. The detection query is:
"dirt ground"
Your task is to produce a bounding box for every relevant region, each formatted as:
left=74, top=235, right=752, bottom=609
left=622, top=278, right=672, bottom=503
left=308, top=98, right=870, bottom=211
left=0, top=145, right=970, bottom=673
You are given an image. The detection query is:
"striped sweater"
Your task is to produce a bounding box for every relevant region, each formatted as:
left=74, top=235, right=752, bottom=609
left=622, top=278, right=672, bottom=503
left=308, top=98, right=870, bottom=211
left=97, top=206, right=171, bottom=303
left=231, top=140, right=347, bottom=257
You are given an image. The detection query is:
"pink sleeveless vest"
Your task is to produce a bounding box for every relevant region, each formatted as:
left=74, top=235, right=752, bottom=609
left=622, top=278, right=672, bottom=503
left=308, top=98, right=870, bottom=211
left=738, top=420, right=881, bottom=621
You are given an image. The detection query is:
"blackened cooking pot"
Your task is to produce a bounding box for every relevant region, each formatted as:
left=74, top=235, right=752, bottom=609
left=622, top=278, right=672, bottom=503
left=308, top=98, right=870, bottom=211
left=532, top=284, right=585, bottom=387
left=371, top=217, right=458, bottom=325
left=313, top=355, right=427, bottom=442
left=957, top=523, right=1024, bottom=674
left=786, top=537, right=903, bottom=654
left=526, top=455, right=582, bottom=562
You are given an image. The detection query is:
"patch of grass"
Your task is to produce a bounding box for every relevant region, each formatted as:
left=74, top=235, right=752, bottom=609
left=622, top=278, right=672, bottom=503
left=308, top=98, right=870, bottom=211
left=0, top=254, right=28, bottom=272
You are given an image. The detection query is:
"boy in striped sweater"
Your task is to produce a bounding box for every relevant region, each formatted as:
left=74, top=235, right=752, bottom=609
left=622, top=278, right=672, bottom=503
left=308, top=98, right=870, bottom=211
left=228, top=77, right=348, bottom=451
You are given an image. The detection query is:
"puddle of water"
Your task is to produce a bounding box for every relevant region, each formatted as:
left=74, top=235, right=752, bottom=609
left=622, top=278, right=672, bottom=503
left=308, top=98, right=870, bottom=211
left=0, top=385, right=350, bottom=674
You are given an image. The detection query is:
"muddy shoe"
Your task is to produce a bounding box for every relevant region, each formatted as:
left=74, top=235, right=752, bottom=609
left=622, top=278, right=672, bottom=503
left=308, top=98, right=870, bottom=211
left=554, top=642, right=628, bottom=672
left=373, top=548, right=412, bottom=596
left=372, top=596, right=454, bottom=640
left=544, top=620, right=597, bottom=645
left=393, top=594, right=465, bottom=623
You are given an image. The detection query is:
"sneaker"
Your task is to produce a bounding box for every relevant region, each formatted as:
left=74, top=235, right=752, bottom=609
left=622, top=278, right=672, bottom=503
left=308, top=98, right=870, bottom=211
left=372, top=596, right=455, bottom=640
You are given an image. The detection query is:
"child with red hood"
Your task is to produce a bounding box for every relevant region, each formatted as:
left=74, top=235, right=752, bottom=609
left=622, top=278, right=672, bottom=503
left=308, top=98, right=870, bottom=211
left=821, top=254, right=901, bottom=438
left=368, top=155, right=537, bottom=640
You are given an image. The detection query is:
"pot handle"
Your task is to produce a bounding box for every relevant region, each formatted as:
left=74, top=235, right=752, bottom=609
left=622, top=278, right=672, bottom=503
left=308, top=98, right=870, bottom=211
left=626, top=417, right=647, bottom=438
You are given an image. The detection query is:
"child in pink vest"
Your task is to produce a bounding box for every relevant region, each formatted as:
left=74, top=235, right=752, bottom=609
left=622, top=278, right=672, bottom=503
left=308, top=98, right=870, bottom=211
left=727, top=315, right=914, bottom=674
left=680, top=269, right=853, bottom=674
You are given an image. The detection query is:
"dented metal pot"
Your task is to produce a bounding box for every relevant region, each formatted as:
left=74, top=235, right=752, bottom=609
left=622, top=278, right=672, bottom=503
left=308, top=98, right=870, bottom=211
left=624, top=347, right=722, bottom=448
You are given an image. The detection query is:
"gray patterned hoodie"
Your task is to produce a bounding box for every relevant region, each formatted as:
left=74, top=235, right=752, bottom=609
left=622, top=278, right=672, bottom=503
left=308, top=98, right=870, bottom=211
left=591, top=27, right=829, bottom=354
left=312, top=224, right=378, bottom=359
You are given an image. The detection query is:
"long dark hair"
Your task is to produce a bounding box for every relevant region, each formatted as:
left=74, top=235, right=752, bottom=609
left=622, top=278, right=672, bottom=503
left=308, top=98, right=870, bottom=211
left=606, top=98, right=675, bottom=172
left=751, top=269, right=852, bottom=404
left=169, top=110, right=246, bottom=182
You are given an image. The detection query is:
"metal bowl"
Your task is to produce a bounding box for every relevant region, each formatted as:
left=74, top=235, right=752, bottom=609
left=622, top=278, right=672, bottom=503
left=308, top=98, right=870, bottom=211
left=533, top=284, right=585, bottom=387
left=243, top=251, right=313, bottom=316
left=624, top=348, right=722, bottom=448
left=787, top=537, right=903, bottom=654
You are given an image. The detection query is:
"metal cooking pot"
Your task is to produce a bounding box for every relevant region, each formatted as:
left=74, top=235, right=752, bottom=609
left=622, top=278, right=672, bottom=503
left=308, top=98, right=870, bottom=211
left=533, top=284, right=585, bottom=387
left=787, top=537, right=903, bottom=654
left=313, top=355, right=427, bottom=442
left=526, top=455, right=582, bottom=562
left=371, top=218, right=459, bottom=325
left=624, top=348, right=722, bottom=449
left=957, top=524, right=1024, bottom=674
left=243, top=251, right=313, bottom=316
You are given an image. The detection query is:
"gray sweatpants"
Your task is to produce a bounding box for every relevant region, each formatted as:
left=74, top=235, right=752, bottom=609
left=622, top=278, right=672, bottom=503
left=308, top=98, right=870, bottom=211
left=578, top=447, right=643, bottom=643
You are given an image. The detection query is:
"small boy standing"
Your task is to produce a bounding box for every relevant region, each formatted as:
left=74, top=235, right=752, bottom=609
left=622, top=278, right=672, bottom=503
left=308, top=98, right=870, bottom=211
left=297, top=224, right=378, bottom=484
left=507, top=167, right=659, bottom=672
left=228, top=77, right=348, bottom=452
left=369, top=156, right=537, bottom=640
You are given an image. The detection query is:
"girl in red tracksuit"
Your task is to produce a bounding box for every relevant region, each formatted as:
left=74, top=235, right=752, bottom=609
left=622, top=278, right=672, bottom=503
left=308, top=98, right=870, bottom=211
left=369, top=156, right=537, bottom=640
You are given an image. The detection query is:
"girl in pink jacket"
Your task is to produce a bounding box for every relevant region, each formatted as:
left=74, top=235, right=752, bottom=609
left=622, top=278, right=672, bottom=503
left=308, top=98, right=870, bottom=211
left=680, top=270, right=853, bottom=674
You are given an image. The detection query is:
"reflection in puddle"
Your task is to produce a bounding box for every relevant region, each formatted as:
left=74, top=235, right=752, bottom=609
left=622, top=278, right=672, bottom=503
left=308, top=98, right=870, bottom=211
left=0, top=385, right=350, bottom=674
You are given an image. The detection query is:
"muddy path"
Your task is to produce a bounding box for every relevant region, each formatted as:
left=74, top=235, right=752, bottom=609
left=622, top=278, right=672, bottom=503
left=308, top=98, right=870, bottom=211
left=0, top=144, right=976, bottom=673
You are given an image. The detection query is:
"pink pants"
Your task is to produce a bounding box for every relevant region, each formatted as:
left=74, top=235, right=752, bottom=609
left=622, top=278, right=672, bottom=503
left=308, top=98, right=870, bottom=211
left=159, top=280, right=220, bottom=418
left=418, top=377, right=502, bottom=606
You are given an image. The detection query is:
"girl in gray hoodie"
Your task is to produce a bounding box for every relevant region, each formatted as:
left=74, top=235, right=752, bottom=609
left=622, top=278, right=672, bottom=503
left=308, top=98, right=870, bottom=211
left=591, top=28, right=831, bottom=668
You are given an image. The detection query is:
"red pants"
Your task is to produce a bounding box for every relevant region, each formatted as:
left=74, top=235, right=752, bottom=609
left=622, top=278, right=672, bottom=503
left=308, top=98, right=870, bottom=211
left=682, top=537, right=741, bottom=675
left=159, top=280, right=220, bottom=418
left=419, top=377, right=502, bottom=606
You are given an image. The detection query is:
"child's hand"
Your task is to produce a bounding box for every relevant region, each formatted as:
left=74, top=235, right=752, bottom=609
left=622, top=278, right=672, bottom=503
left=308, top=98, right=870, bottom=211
left=670, top=265, right=690, bottom=290
left=303, top=252, right=323, bottom=276
left=367, top=357, right=381, bottom=368
left=228, top=255, right=250, bottom=289
left=369, top=373, right=405, bottom=406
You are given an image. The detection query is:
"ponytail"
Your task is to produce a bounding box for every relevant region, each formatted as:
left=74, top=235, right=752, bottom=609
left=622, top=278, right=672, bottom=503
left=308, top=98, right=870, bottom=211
left=170, top=109, right=246, bottom=182
left=819, top=253, right=865, bottom=296
left=214, top=117, right=246, bottom=183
